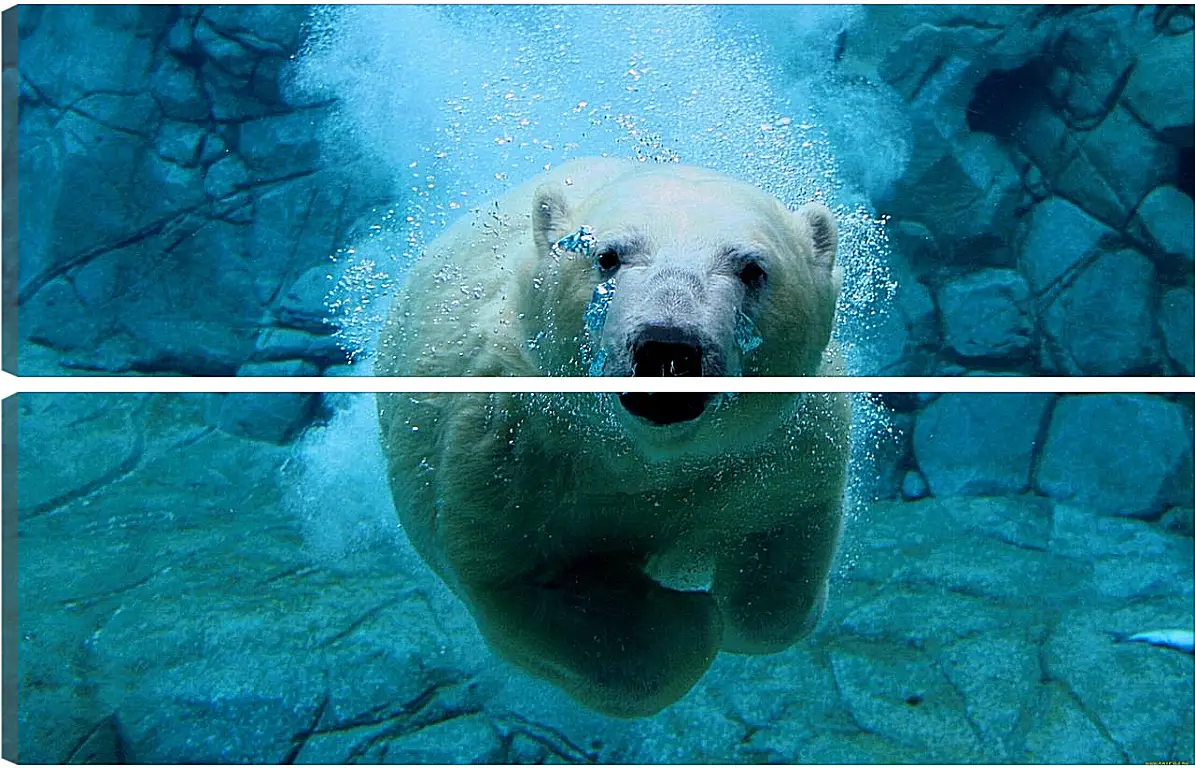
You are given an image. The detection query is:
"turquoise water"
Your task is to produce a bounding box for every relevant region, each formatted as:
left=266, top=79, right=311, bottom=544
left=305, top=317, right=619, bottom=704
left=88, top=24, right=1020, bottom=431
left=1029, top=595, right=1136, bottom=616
left=11, top=391, right=1195, bottom=763
left=290, top=5, right=896, bottom=373
left=7, top=4, right=1194, bottom=763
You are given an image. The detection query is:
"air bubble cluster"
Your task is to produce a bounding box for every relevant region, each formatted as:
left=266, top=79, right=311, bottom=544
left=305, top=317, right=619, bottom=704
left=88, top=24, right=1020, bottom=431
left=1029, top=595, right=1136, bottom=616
left=292, top=6, right=896, bottom=378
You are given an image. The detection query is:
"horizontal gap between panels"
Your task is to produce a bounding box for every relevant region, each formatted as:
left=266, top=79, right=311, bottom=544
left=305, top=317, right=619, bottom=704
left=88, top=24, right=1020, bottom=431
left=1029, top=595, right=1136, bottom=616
left=2, top=374, right=1192, bottom=397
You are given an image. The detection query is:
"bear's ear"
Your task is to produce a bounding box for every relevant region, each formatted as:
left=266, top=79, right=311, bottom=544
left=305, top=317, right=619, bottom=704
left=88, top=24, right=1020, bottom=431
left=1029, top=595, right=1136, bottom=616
left=795, top=202, right=837, bottom=272
left=532, top=183, right=574, bottom=255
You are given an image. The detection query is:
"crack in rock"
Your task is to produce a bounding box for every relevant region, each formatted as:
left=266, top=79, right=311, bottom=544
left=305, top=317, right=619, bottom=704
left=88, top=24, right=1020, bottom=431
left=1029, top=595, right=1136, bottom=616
left=315, top=593, right=412, bottom=650
left=18, top=167, right=321, bottom=308
left=25, top=428, right=145, bottom=519
left=492, top=712, right=599, bottom=763
left=59, top=567, right=160, bottom=612
left=281, top=693, right=330, bottom=764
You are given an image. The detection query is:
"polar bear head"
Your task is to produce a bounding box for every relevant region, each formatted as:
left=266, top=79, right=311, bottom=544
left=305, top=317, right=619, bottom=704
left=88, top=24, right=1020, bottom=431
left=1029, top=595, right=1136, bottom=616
left=529, top=164, right=840, bottom=427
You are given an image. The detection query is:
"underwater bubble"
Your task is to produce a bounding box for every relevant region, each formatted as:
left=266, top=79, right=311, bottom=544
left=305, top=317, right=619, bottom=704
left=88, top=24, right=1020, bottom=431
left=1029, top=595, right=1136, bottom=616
left=580, top=278, right=618, bottom=375
left=834, top=391, right=897, bottom=580
left=734, top=311, right=763, bottom=357
left=282, top=394, right=404, bottom=569
left=583, top=280, right=617, bottom=336
left=587, top=348, right=608, bottom=378
left=323, top=255, right=395, bottom=365
left=294, top=4, right=896, bottom=378
left=553, top=225, right=597, bottom=260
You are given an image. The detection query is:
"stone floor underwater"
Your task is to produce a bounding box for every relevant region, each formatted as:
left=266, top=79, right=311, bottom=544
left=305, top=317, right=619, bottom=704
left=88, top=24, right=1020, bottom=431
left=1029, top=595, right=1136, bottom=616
left=12, top=393, right=1194, bottom=764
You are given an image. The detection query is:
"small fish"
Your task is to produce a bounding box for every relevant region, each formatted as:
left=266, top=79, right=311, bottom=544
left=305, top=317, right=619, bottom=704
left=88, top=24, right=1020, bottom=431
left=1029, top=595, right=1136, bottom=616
left=1109, top=628, right=1195, bottom=654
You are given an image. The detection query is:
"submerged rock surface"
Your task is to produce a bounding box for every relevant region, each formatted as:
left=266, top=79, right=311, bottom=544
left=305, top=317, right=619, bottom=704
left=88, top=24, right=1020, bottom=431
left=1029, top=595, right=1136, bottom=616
left=14, top=393, right=1194, bottom=763
left=11, top=5, right=1193, bottom=382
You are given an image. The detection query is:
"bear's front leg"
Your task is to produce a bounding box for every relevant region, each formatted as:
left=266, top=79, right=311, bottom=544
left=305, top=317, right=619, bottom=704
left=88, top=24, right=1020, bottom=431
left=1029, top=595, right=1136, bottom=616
left=463, top=551, right=722, bottom=718
left=713, top=504, right=842, bottom=655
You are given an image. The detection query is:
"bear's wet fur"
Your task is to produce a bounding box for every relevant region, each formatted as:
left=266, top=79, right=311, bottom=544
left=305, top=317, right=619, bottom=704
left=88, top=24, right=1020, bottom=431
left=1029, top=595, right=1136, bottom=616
left=377, top=159, right=849, bottom=717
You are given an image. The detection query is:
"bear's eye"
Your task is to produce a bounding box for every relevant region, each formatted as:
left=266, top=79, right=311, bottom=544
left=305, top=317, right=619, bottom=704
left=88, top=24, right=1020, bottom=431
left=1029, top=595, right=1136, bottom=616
left=739, top=260, right=767, bottom=289
left=596, top=249, right=621, bottom=273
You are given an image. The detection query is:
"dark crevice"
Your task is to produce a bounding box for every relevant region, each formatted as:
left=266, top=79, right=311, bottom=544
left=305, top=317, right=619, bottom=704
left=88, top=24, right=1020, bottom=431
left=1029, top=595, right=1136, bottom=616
left=1177, top=145, right=1193, bottom=201
left=16, top=206, right=207, bottom=305
left=981, top=528, right=1049, bottom=553
left=494, top=713, right=600, bottom=764
left=162, top=425, right=217, bottom=455
left=202, top=16, right=288, bottom=57
left=61, top=718, right=105, bottom=763
left=967, top=58, right=1052, bottom=140
left=827, top=654, right=882, bottom=740
left=1031, top=239, right=1106, bottom=308
left=909, top=55, right=948, bottom=105
left=264, top=182, right=320, bottom=307
left=17, top=71, right=57, bottom=107
left=17, top=167, right=318, bottom=307
left=281, top=694, right=330, bottom=765
left=1056, top=675, right=1132, bottom=762
left=933, top=655, right=984, bottom=744
left=260, top=564, right=320, bottom=586
left=315, top=594, right=408, bottom=650
left=1026, top=395, right=1059, bottom=497
left=27, top=434, right=146, bottom=518
left=40, top=352, right=233, bottom=376
left=59, top=569, right=158, bottom=611
left=337, top=687, right=480, bottom=763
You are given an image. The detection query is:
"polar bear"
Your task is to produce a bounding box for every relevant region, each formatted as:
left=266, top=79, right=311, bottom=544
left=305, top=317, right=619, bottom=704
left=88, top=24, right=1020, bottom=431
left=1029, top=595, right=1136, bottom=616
left=376, top=158, right=848, bottom=717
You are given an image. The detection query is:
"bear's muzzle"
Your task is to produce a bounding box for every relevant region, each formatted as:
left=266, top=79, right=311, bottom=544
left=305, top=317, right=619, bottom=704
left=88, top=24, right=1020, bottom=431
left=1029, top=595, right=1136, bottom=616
left=632, top=324, right=704, bottom=377
left=619, top=324, right=718, bottom=425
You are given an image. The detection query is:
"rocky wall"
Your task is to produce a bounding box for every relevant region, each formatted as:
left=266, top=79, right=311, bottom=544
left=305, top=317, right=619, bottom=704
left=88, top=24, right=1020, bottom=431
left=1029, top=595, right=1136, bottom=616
left=877, top=391, right=1194, bottom=532
left=13, top=5, right=383, bottom=377
left=12, top=5, right=1193, bottom=381
left=835, top=5, right=1194, bottom=515
left=850, top=5, right=1193, bottom=378
left=8, top=6, right=1194, bottom=502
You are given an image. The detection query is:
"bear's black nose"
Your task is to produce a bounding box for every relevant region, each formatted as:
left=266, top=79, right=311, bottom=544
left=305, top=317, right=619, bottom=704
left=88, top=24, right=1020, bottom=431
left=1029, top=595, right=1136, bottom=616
left=622, top=326, right=714, bottom=426
left=632, top=326, right=703, bottom=377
